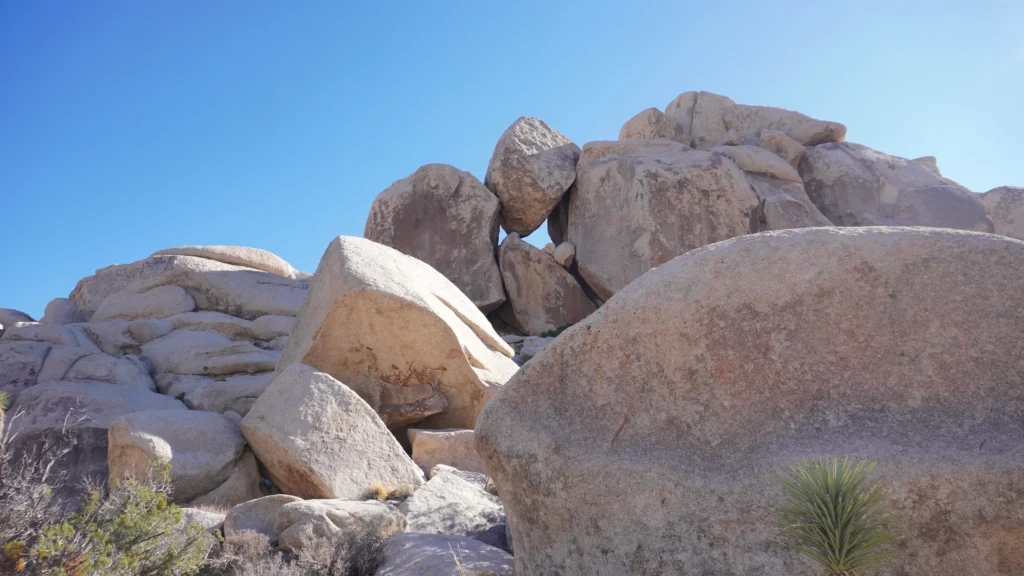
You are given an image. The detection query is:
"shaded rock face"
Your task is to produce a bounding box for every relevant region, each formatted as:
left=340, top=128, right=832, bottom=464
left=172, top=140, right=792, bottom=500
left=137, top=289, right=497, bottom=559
left=364, top=164, right=505, bottom=312
left=981, top=186, right=1024, bottom=241
left=567, top=140, right=760, bottom=301
left=485, top=117, right=580, bottom=236
left=497, top=233, right=595, bottom=336
left=477, top=227, right=1024, bottom=576
left=375, top=533, right=514, bottom=576
left=224, top=494, right=302, bottom=542
left=241, top=363, right=424, bottom=499
left=799, top=142, right=994, bottom=231
left=665, top=90, right=847, bottom=150
left=617, top=107, right=690, bottom=145
left=6, top=381, right=187, bottom=483
left=277, top=236, right=517, bottom=429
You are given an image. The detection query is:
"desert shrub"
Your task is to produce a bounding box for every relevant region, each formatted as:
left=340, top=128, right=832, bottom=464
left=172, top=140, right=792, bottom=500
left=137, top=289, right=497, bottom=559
left=365, top=482, right=414, bottom=503
left=0, top=409, right=215, bottom=575
left=775, top=457, right=900, bottom=575
left=209, top=529, right=384, bottom=576
left=538, top=325, right=571, bottom=338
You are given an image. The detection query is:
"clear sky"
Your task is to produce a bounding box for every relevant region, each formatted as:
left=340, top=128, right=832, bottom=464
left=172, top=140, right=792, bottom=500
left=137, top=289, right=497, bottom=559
left=2, top=1, right=1021, bottom=318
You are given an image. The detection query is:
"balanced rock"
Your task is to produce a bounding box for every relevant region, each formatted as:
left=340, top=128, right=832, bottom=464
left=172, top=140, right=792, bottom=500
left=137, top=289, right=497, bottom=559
left=568, top=140, right=760, bottom=300
left=498, top=233, right=595, bottom=336
left=485, top=117, right=580, bottom=236
left=7, top=381, right=187, bottom=482
left=364, top=164, right=506, bottom=312
left=40, top=298, right=86, bottom=325
left=108, top=410, right=247, bottom=503
left=617, top=108, right=690, bottom=145
left=151, top=245, right=301, bottom=279
left=241, top=363, right=424, bottom=499
left=375, top=533, right=514, bottom=576
left=799, top=142, right=994, bottom=231
left=274, top=500, right=407, bottom=560
left=477, top=227, right=1024, bottom=576
left=277, top=236, right=517, bottom=428
left=712, top=145, right=832, bottom=229
left=980, top=186, right=1024, bottom=241
left=408, top=428, right=486, bottom=475
left=665, top=90, right=847, bottom=150
left=399, top=466, right=506, bottom=550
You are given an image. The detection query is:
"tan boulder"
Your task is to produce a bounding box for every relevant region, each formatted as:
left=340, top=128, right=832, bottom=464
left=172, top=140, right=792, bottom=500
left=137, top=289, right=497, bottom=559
left=567, top=140, right=760, bottom=300
left=151, top=245, right=301, bottom=278
left=665, top=90, right=846, bottom=150
left=37, top=347, right=155, bottom=391
left=248, top=314, right=295, bottom=341
left=141, top=330, right=279, bottom=376
left=1, top=322, right=102, bottom=352
left=276, top=236, right=517, bottom=428
left=165, top=311, right=253, bottom=340
left=712, top=145, right=832, bottom=230
left=617, top=108, right=690, bottom=145
left=159, top=372, right=272, bottom=415
left=980, top=186, right=1024, bottom=241
left=274, top=500, right=406, bottom=560
left=408, top=428, right=485, bottom=475
left=188, top=450, right=263, bottom=509
left=477, top=227, right=1024, bottom=576
left=485, top=117, right=581, bottom=236
left=799, top=142, right=994, bottom=231
left=399, top=466, right=506, bottom=549
left=92, top=285, right=196, bottom=321
left=70, top=256, right=182, bottom=319
left=241, top=363, right=424, bottom=499
left=552, top=242, right=574, bottom=268
left=913, top=155, right=942, bottom=176
left=364, top=164, right=505, bottom=312
left=759, top=129, right=805, bottom=168
left=0, top=341, right=51, bottom=396
left=224, top=494, right=303, bottom=542
left=74, top=318, right=174, bottom=355
left=108, top=410, right=246, bottom=502
left=40, top=298, right=86, bottom=325
left=498, top=233, right=595, bottom=336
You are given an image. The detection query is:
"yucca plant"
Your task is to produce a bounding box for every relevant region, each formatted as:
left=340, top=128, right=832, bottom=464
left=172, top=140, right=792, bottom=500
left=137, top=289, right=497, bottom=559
left=776, top=457, right=900, bottom=575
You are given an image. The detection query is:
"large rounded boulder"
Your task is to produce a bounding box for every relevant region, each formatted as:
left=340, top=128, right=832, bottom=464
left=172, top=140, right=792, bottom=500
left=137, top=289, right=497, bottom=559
left=476, top=227, right=1024, bottom=576
left=364, top=164, right=505, bottom=312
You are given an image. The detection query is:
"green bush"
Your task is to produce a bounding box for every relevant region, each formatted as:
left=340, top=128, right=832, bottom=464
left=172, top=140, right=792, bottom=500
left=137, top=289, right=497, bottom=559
left=775, top=457, right=900, bottom=575
left=0, top=417, right=215, bottom=576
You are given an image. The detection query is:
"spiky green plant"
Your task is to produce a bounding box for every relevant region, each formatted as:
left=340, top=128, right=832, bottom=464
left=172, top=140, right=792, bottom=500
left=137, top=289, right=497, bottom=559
left=776, top=458, right=900, bottom=575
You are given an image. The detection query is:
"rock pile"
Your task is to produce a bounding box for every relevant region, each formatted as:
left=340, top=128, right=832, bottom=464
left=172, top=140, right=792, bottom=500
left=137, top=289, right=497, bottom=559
left=3, top=89, right=1023, bottom=576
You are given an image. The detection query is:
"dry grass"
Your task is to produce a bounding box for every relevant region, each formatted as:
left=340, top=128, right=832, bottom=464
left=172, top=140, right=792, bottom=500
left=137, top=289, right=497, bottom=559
left=366, top=482, right=415, bottom=502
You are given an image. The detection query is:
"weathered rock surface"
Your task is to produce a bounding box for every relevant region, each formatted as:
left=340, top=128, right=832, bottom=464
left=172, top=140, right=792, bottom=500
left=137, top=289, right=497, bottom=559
left=913, top=155, right=942, bottom=176
left=274, top=500, right=407, bottom=559
left=568, top=140, right=760, bottom=300
left=408, top=429, right=485, bottom=476
left=799, top=142, right=994, bottom=231
left=477, top=227, right=1024, bottom=576
left=248, top=314, right=295, bottom=341
left=712, top=145, right=832, bottom=230
left=92, top=285, right=196, bottom=321
left=980, top=186, right=1024, bottom=241
left=617, top=107, right=690, bottom=145
left=188, top=450, right=262, bottom=508
left=37, top=347, right=155, bottom=391
left=166, top=311, right=253, bottom=340
left=151, top=245, right=301, bottom=279
left=277, top=236, right=517, bottom=429
left=759, top=129, right=805, bottom=168
left=0, top=341, right=50, bottom=396
left=180, top=508, right=226, bottom=534
left=1, top=322, right=102, bottom=352
left=224, top=494, right=302, bottom=542
left=498, top=233, right=595, bottom=336
left=665, top=90, right=847, bottom=150
left=108, top=410, right=246, bottom=502
left=6, top=381, right=186, bottom=482
left=159, top=372, right=272, bottom=415
left=242, top=363, right=424, bottom=499
left=552, top=242, right=574, bottom=268
left=75, top=319, right=174, bottom=355
left=141, top=330, right=279, bottom=376
left=41, top=298, right=86, bottom=325
left=399, top=466, right=506, bottom=550
left=485, top=117, right=581, bottom=236
left=364, top=164, right=505, bottom=312
left=375, top=533, right=514, bottom=576
left=70, top=256, right=182, bottom=319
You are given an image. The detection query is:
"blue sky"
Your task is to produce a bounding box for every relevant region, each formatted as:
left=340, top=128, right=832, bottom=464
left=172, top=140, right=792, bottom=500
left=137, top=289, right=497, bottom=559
left=2, top=1, right=1021, bottom=318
